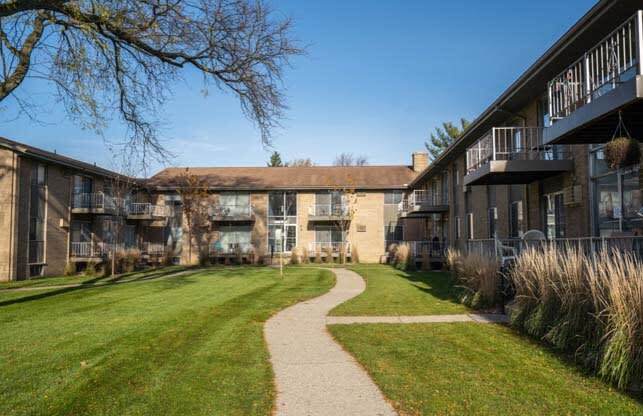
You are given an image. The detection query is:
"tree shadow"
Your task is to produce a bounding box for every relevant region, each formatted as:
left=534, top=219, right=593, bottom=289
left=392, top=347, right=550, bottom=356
left=396, top=268, right=464, bottom=305
left=0, top=267, right=203, bottom=307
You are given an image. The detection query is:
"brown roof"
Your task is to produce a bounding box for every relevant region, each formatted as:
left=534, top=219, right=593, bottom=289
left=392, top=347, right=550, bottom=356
left=147, top=166, right=417, bottom=190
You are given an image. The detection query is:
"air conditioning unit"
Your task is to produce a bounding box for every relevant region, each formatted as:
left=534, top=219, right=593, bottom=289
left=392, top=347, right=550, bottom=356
left=563, top=185, right=582, bottom=206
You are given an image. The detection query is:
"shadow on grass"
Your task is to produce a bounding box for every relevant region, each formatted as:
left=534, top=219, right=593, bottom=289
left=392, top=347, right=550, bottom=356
left=396, top=268, right=464, bottom=305
left=0, top=267, right=203, bottom=308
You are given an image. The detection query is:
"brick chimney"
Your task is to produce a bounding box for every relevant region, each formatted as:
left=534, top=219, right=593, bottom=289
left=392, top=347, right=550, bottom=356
left=412, top=152, right=429, bottom=173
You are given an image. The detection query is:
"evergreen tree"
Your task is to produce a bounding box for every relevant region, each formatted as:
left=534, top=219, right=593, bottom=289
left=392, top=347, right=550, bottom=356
left=267, top=151, right=284, bottom=167
left=425, top=118, right=471, bottom=161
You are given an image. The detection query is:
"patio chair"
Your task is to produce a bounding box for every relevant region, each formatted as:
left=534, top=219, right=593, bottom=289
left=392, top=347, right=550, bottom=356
left=522, top=229, right=547, bottom=251
left=494, top=238, right=517, bottom=268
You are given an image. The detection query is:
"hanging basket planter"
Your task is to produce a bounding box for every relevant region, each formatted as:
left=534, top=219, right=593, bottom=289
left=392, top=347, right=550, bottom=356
left=604, top=136, right=641, bottom=169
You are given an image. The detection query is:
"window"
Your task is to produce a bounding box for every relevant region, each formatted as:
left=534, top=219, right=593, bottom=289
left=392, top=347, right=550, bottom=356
left=28, top=163, right=46, bottom=267
left=214, top=225, right=252, bottom=253
left=384, top=191, right=403, bottom=205
left=219, top=192, right=251, bottom=217
left=510, top=201, right=524, bottom=238
left=539, top=93, right=551, bottom=128
left=441, top=175, right=449, bottom=205
left=466, top=213, right=474, bottom=240
left=165, top=195, right=183, bottom=256
left=73, top=175, right=92, bottom=194
left=455, top=168, right=460, bottom=186
left=315, top=191, right=345, bottom=216
left=455, top=216, right=461, bottom=239
left=544, top=192, right=565, bottom=239
left=488, top=207, right=498, bottom=238
left=268, top=192, right=297, bottom=252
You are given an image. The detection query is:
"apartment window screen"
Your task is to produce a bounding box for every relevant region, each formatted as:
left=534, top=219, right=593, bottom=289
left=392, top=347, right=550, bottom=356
left=28, top=163, right=46, bottom=266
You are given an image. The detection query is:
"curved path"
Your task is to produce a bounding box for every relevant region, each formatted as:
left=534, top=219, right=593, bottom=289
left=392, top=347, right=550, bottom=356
left=265, top=268, right=396, bottom=416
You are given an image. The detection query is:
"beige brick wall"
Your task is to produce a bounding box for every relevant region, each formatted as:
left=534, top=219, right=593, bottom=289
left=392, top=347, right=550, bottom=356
left=0, top=149, right=19, bottom=281
left=350, top=191, right=386, bottom=262
left=44, top=164, right=72, bottom=276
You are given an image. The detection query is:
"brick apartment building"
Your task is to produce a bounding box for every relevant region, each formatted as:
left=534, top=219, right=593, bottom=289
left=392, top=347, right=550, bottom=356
left=1, top=0, right=642, bottom=281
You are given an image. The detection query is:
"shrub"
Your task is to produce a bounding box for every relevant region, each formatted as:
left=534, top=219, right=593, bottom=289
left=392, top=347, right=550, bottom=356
left=198, top=250, right=211, bottom=267
left=393, top=243, right=409, bottom=270
left=603, top=137, right=641, bottom=169
left=314, top=250, right=322, bottom=264
left=123, top=249, right=141, bottom=272
left=84, top=261, right=97, bottom=276
left=63, top=262, right=76, bottom=276
left=351, top=244, right=359, bottom=264
left=162, top=250, right=174, bottom=267
left=290, top=248, right=300, bottom=265
left=323, top=247, right=333, bottom=264
left=301, top=247, right=310, bottom=264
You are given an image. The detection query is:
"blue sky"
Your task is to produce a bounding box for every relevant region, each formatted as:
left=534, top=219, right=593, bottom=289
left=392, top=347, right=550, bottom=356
left=1, top=0, right=596, bottom=175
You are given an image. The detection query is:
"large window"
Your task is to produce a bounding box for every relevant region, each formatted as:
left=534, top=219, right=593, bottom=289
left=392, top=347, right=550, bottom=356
left=28, top=164, right=47, bottom=271
left=268, top=192, right=297, bottom=253
left=384, top=191, right=403, bottom=246
left=591, top=147, right=642, bottom=236
left=214, top=225, right=252, bottom=253
left=219, top=192, right=251, bottom=216
left=314, top=191, right=344, bottom=216
left=544, top=192, right=565, bottom=239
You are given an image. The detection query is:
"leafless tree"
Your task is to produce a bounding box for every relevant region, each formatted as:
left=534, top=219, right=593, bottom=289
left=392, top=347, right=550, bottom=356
left=0, top=1, right=303, bottom=165
left=286, top=158, right=313, bottom=167
left=176, top=168, right=209, bottom=265
left=333, top=153, right=368, bottom=167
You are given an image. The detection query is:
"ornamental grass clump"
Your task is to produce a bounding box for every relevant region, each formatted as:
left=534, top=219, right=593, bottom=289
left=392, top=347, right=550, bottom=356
left=393, top=243, right=410, bottom=270
left=456, top=251, right=500, bottom=309
left=507, top=246, right=643, bottom=391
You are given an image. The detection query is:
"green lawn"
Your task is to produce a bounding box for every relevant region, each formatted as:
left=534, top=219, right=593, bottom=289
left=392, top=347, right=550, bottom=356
left=0, top=266, right=188, bottom=290
left=330, top=323, right=643, bottom=415
left=0, top=266, right=334, bottom=416
left=330, top=264, right=467, bottom=316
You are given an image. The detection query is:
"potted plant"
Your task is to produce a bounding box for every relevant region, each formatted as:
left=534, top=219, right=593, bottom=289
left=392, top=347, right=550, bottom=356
left=603, top=136, right=641, bottom=169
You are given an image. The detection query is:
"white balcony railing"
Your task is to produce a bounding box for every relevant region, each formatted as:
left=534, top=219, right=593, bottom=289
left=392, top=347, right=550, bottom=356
left=209, top=204, right=254, bottom=219
left=548, top=11, right=642, bottom=120
left=308, top=241, right=351, bottom=254
left=407, top=240, right=449, bottom=258
left=128, top=202, right=172, bottom=218
left=72, top=192, right=121, bottom=212
left=140, top=242, right=166, bottom=256
left=465, top=127, right=570, bottom=174
left=398, top=189, right=447, bottom=214
left=308, top=204, right=349, bottom=217
left=70, top=241, right=122, bottom=258
left=209, top=241, right=254, bottom=255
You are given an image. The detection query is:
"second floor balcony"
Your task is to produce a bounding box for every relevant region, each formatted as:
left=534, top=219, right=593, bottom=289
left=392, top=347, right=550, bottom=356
left=209, top=204, right=255, bottom=222
left=72, top=192, right=122, bottom=215
left=308, top=204, right=350, bottom=221
left=398, top=190, right=448, bottom=217
left=127, top=203, right=172, bottom=221
left=544, top=11, right=643, bottom=145
left=464, top=127, right=573, bottom=186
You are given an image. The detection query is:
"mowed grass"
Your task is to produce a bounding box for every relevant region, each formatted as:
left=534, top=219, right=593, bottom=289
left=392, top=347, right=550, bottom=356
left=330, top=323, right=643, bottom=415
left=0, top=266, right=334, bottom=416
left=0, top=266, right=188, bottom=290
left=330, top=264, right=467, bottom=316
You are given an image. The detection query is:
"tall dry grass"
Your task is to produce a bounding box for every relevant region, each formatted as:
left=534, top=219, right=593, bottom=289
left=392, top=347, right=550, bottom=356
left=508, top=246, right=643, bottom=390
left=446, top=248, right=501, bottom=309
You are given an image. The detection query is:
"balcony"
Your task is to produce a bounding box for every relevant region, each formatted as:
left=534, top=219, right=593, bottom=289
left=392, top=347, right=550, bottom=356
left=307, top=241, right=351, bottom=257
left=398, top=190, right=448, bottom=217
left=209, top=204, right=255, bottom=222
left=140, top=242, right=167, bottom=257
left=464, top=127, right=573, bottom=186
left=209, top=242, right=255, bottom=256
left=69, top=241, right=116, bottom=261
left=308, top=204, right=350, bottom=222
left=127, top=203, right=172, bottom=221
left=544, top=11, right=643, bottom=145
left=72, top=192, right=122, bottom=215
left=407, top=240, right=448, bottom=260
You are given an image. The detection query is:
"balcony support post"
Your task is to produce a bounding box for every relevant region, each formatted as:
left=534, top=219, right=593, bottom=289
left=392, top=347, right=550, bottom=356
left=492, top=128, right=497, bottom=162
left=584, top=52, right=591, bottom=105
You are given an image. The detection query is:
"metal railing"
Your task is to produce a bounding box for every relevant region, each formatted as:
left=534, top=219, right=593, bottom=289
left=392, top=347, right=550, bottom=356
left=209, top=242, right=254, bottom=255
left=128, top=203, right=172, bottom=218
left=466, top=127, right=570, bottom=174
left=70, top=241, right=121, bottom=258
left=209, top=204, right=254, bottom=219
left=548, top=11, right=642, bottom=120
left=72, top=192, right=121, bottom=212
left=308, top=241, right=351, bottom=254
left=140, top=242, right=166, bottom=256
left=407, top=240, right=448, bottom=258
left=466, top=236, right=643, bottom=259
left=308, top=204, right=349, bottom=217
left=398, top=189, right=447, bottom=214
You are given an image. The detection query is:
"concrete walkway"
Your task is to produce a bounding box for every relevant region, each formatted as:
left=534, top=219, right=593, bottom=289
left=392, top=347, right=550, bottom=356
left=264, top=268, right=397, bottom=416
